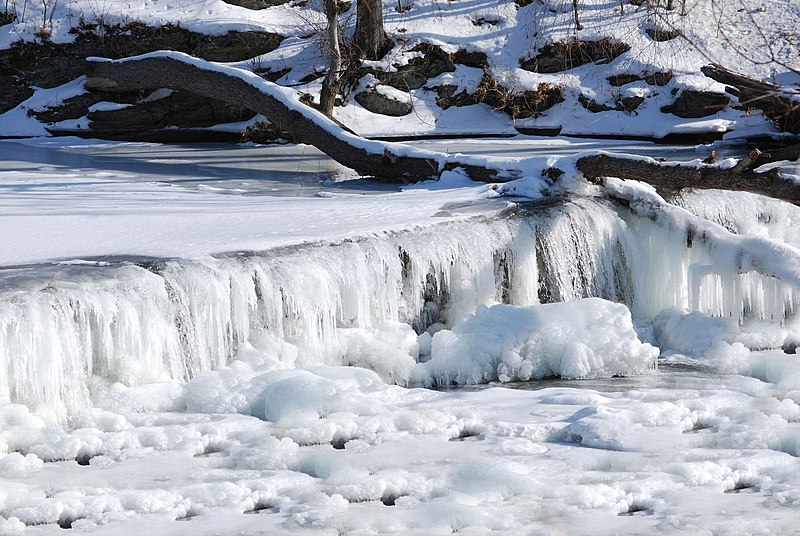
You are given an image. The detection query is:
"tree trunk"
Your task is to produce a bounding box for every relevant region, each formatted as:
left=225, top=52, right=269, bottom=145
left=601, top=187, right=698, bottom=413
left=88, top=52, right=800, bottom=206
left=354, top=0, right=391, bottom=60
left=319, top=0, right=342, bottom=117
left=572, top=0, right=583, bottom=31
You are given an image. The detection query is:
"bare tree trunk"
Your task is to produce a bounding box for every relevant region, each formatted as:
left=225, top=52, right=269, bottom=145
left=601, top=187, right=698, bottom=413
left=88, top=52, right=800, bottom=206
left=319, top=0, right=342, bottom=117
left=354, top=0, right=390, bottom=60
left=572, top=0, right=583, bottom=31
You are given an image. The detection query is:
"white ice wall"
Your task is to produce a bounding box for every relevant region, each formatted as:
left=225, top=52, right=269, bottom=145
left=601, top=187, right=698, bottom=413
left=0, top=196, right=796, bottom=424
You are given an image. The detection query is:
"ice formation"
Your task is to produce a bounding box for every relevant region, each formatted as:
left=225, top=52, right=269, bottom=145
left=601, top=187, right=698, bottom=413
left=0, top=184, right=799, bottom=534
left=1, top=196, right=797, bottom=426
left=420, top=299, right=659, bottom=386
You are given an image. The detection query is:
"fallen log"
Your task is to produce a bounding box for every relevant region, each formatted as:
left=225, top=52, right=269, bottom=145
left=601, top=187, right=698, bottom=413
left=576, top=149, right=800, bottom=205
left=88, top=51, right=800, bottom=205
left=88, top=51, right=511, bottom=183
left=702, top=63, right=800, bottom=134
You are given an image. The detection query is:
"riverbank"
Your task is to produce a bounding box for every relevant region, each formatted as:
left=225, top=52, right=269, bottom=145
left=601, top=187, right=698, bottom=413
left=0, top=0, right=797, bottom=141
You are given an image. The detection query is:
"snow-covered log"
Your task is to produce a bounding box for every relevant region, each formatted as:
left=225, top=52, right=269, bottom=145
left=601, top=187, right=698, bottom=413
left=89, top=51, right=800, bottom=206
left=88, top=51, right=503, bottom=182
left=576, top=149, right=800, bottom=205
left=702, top=63, right=800, bottom=134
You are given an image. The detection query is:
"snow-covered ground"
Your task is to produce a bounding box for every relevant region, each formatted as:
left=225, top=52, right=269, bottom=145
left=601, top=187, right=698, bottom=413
left=1, top=0, right=797, bottom=138
left=8, top=355, right=800, bottom=536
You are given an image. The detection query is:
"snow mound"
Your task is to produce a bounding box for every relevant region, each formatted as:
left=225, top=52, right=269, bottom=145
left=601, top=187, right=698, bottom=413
left=653, top=308, right=738, bottom=356
left=417, top=298, right=659, bottom=385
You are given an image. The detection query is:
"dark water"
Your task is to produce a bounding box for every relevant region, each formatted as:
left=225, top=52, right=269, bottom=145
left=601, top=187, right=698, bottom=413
left=437, top=362, right=731, bottom=394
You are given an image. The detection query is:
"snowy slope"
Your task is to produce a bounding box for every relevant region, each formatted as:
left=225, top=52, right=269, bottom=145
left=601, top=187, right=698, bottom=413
left=0, top=0, right=797, bottom=138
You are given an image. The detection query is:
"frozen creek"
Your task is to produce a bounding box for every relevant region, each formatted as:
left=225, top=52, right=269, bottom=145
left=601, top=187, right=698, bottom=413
left=2, top=138, right=800, bottom=535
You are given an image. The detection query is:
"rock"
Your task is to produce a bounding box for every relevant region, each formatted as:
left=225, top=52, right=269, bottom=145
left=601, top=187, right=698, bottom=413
left=579, top=94, right=644, bottom=114
left=472, top=16, right=500, bottom=26
left=579, top=94, right=616, bottom=113
left=578, top=95, right=644, bottom=113
left=434, top=85, right=475, bottom=109
left=378, top=70, right=428, bottom=91
left=355, top=89, right=413, bottom=116
left=255, top=67, right=292, bottom=82
left=0, top=41, right=83, bottom=90
left=521, top=39, right=630, bottom=73
left=193, top=31, right=284, bottom=62
left=645, top=26, right=681, bottom=42
left=643, top=71, right=673, bottom=86
left=476, top=78, right=563, bottom=118
left=378, top=44, right=455, bottom=90
left=607, top=73, right=642, bottom=87
left=371, top=46, right=484, bottom=93
left=33, top=93, right=101, bottom=123
left=661, top=90, right=729, bottom=118
left=452, top=49, right=488, bottom=68
left=88, top=90, right=255, bottom=130
left=621, top=95, right=644, bottom=112
left=221, top=0, right=290, bottom=8
left=0, top=75, right=33, bottom=114
left=607, top=71, right=672, bottom=87
left=241, top=119, right=292, bottom=143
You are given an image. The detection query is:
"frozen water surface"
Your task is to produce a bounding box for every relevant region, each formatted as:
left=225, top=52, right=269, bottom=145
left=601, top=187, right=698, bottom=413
left=1, top=137, right=800, bottom=535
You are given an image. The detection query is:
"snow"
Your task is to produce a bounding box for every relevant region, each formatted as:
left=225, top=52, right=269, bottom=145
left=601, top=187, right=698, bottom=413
left=1, top=124, right=799, bottom=534
left=419, top=299, right=658, bottom=385
left=0, top=137, right=504, bottom=266
left=5, top=351, right=800, bottom=535
left=1, top=0, right=798, bottom=139
left=0, top=138, right=799, bottom=535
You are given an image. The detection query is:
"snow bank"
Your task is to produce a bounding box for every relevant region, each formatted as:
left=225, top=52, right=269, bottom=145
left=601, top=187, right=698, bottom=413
left=417, top=298, right=659, bottom=385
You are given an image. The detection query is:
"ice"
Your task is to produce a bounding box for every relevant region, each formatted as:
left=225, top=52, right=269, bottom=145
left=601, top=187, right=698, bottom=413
left=4, top=187, right=800, bottom=429
left=418, top=299, right=659, bottom=385
left=654, top=308, right=739, bottom=356
left=0, top=140, right=798, bottom=534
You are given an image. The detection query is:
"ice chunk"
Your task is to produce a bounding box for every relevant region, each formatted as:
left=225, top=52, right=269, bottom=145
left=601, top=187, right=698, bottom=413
left=0, top=452, right=43, bottom=478
left=417, top=298, right=658, bottom=385
left=653, top=308, right=738, bottom=356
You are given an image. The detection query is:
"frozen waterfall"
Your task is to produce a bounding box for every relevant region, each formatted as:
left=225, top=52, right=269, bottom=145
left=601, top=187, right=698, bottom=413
left=1, top=196, right=797, bottom=424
